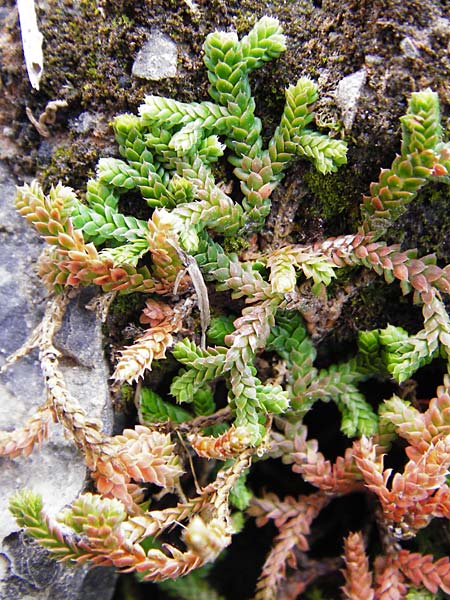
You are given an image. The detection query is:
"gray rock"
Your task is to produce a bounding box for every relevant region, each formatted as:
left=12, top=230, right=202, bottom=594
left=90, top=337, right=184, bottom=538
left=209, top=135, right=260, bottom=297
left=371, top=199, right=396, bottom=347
left=400, top=36, right=421, bottom=59
left=0, top=533, right=113, bottom=600
left=0, top=162, right=117, bottom=599
left=69, top=111, right=99, bottom=135
left=364, top=54, right=383, bottom=66
left=132, top=29, right=177, bottom=80
left=334, top=68, right=367, bottom=131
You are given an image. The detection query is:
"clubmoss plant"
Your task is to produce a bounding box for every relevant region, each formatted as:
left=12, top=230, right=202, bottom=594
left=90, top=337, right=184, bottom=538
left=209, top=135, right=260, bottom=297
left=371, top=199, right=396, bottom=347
left=3, top=15, right=450, bottom=599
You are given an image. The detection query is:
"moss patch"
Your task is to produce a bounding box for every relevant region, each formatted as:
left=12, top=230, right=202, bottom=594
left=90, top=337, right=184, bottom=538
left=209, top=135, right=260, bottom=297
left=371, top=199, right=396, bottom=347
left=388, top=181, right=450, bottom=261
left=303, top=166, right=361, bottom=234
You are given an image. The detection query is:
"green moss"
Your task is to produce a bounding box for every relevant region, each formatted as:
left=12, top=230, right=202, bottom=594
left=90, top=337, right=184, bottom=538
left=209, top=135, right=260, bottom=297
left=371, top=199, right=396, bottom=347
left=343, top=279, right=422, bottom=340
left=37, top=142, right=102, bottom=189
left=120, top=383, right=134, bottom=405
left=38, top=1, right=141, bottom=110
left=303, top=166, right=360, bottom=233
left=304, top=587, right=333, bottom=600
left=221, top=236, right=249, bottom=255
left=109, top=293, right=144, bottom=317
left=389, top=182, right=450, bottom=261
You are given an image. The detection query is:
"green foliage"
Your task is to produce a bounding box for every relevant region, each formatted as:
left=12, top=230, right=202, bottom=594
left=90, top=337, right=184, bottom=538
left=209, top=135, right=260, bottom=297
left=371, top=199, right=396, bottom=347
left=9, top=490, right=82, bottom=561
left=9, top=489, right=44, bottom=530
left=193, top=387, right=216, bottom=416
left=267, top=312, right=317, bottom=412
left=170, top=341, right=228, bottom=404
left=401, top=89, right=442, bottom=154
left=314, top=361, right=378, bottom=437
left=202, top=422, right=230, bottom=437
left=266, top=311, right=315, bottom=363
left=406, top=589, right=439, bottom=600
left=356, top=328, right=387, bottom=376
left=268, top=248, right=338, bottom=295
left=120, top=383, right=134, bottom=404
left=207, top=315, right=236, bottom=345
left=357, top=321, right=443, bottom=384
left=14, top=14, right=450, bottom=448
left=17, top=13, right=348, bottom=300
left=379, top=324, right=438, bottom=383
left=361, top=88, right=450, bottom=233
left=267, top=312, right=377, bottom=436
left=229, top=470, right=252, bottom=510
left=10, top=14, right=450, bottom=599
left=158, top=565, right=225, bottom=600
left=139, top=387, right=192, bottom=424
left=229, top=511, right=246, bottom=534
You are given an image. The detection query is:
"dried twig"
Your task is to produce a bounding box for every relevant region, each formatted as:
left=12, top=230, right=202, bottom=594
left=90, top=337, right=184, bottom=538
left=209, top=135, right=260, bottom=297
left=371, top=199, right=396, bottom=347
left=26, top=100, right=68, bottom=137
left=17, top=0, right=43, bottom=90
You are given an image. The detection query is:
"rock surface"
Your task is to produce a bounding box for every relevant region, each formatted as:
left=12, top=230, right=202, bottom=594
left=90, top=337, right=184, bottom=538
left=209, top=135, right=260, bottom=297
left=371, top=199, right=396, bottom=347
left=131, top=29, right=178, bottom=80
left=334, top=69, right=367, bottom=131
left=0, top=162, right=117, bottom=599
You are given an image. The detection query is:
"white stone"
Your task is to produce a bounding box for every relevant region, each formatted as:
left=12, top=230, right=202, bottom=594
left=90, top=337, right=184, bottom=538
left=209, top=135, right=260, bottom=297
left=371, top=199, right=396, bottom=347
left=132, top=30, right=177, bottom=81
left=334, top=69, right=367, bottom=131
left=400, top=36, right=420, bottom=59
